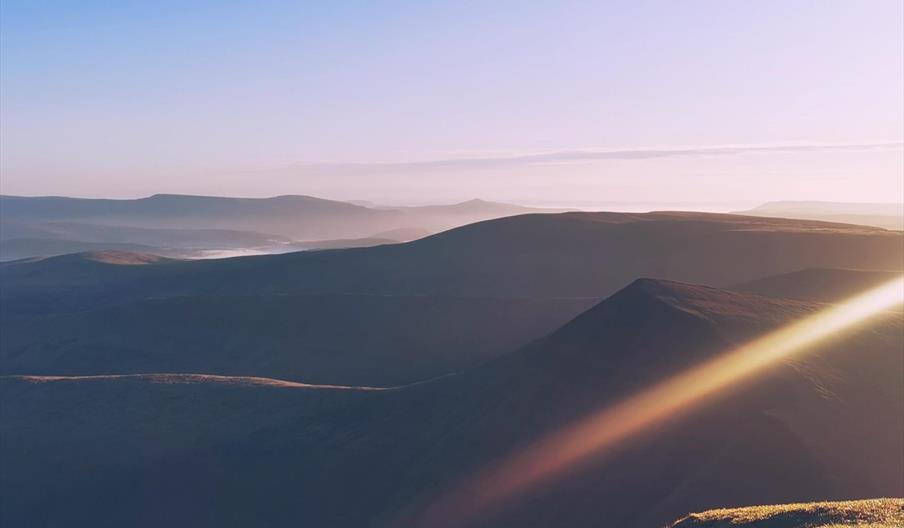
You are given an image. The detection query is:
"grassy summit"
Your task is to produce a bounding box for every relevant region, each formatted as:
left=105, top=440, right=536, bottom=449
left=670, top=499, right=904, bottom=527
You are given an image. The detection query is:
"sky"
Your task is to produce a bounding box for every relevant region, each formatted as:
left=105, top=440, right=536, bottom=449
left=1, top=0, right=902, bottom=207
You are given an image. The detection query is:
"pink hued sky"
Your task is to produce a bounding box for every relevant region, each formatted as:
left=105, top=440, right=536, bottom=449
left=1, top=0, right=901, bottom=207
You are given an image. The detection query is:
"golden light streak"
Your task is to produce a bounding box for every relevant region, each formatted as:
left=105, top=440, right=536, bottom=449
left=420, top=275, right=904, bottom=527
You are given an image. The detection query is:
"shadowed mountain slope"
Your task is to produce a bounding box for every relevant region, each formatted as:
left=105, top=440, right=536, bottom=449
left=391, top=280, right=903, bottom=527
left=0, top=293, right=594, bottom=386
left=2, top=280, right=901, bottom=528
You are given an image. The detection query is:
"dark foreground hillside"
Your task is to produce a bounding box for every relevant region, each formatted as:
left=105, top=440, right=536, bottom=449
left=3, top=279, right=901, bottom=528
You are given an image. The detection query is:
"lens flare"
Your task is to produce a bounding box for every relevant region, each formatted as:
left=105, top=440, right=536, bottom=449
left=419, top=275, right=904, bottom=527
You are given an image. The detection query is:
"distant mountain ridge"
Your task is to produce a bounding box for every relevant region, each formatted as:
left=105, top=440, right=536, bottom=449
left=2, top=210, right=899, bottom=312
left=0, top=193, right=562, bottom=260
left=736, top=201, right=903, bottom=230
left=0, top=193, right=402, bottom=240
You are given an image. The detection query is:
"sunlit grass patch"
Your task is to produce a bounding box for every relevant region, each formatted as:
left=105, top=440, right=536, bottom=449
left=670, top=498, right=904, bottom=527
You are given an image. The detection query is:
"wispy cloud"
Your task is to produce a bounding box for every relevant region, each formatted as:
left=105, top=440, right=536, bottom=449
left=279, top=142, right=903, bottom=176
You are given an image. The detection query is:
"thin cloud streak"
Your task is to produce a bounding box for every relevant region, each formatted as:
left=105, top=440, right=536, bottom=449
left=280, top=142, right=904, bottom=176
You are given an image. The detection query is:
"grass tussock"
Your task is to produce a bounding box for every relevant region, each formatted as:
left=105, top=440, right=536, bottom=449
left=670, top=498, right=904, bottom=527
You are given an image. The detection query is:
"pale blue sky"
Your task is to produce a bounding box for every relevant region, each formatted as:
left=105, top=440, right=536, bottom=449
left=1, top=1, right=901, bottom=205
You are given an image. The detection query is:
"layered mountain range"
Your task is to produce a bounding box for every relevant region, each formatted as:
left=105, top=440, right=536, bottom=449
left=1, top=210, right=901, bottom=527
left=0, top=194, right=558, bottom=260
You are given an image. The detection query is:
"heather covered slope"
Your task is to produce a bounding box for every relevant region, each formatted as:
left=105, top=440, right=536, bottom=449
left=670, top=498, right=904, bottom=528
left=3, top=280, right=901, bottom=528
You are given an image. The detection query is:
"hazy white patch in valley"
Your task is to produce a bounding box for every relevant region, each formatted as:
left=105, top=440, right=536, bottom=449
left=516, top=201, right=754, bottom=213
left=192, top=247, right=302, bottom=259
